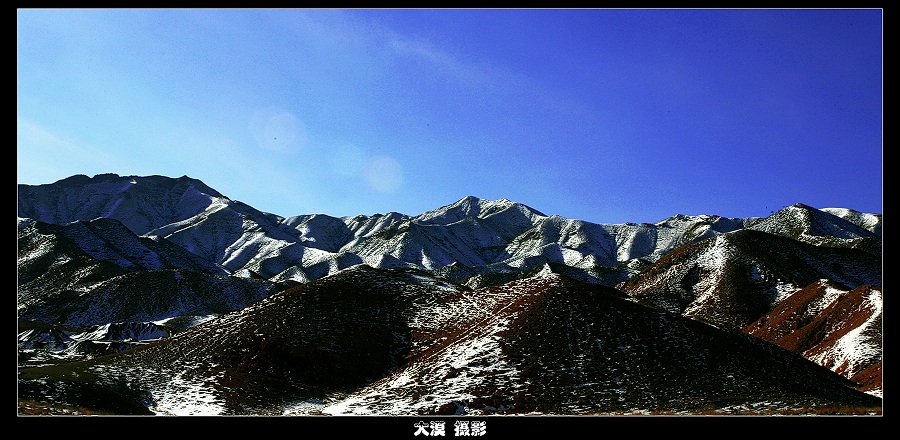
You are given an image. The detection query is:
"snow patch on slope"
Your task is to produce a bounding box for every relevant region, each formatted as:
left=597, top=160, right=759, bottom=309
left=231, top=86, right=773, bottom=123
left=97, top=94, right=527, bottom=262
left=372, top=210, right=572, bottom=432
left=319, top=313, right=518, bottom=415
left=91, top=364, right=227, bottom=416
left=681, top=235, right=735, bottom=317
left=821, top=207, right=882, bottom=236
left=807, top=289, right=883, bottom=380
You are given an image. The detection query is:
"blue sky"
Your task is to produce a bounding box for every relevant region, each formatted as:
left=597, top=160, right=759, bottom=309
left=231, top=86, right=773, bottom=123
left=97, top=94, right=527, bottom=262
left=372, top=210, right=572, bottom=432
left=17, top=8, right=883, bottom=224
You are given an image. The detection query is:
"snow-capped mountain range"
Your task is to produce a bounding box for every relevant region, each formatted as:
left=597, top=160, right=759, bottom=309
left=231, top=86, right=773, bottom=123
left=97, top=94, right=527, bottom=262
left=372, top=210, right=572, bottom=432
left=17, top=173, right=882, bottom=415
left=19, top=174, right=881, bottom=288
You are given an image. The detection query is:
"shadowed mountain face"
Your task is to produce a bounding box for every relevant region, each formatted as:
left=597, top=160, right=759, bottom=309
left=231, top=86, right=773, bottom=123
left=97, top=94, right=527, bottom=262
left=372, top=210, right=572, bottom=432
left=17, top=267, right=881, bottom=415
left=17, top=174, right=882, bottom=415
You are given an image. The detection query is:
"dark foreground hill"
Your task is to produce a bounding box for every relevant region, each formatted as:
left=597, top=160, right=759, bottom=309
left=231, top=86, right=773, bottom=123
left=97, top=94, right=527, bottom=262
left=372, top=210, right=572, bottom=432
left=17, top=266, right=881, bottom=415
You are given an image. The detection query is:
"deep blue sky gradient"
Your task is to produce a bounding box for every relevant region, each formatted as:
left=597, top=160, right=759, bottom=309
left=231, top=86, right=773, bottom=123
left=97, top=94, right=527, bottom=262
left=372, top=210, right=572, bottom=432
left=17, top=8, right=883, bottom=224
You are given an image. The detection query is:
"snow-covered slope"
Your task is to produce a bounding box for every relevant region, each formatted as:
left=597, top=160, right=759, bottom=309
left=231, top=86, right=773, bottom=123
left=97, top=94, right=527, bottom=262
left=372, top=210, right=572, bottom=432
left=18, top=217, right=225, bottom=276
left=821, top=207, right=883, bottom=236
left=17, top=215, right=275, bottom=328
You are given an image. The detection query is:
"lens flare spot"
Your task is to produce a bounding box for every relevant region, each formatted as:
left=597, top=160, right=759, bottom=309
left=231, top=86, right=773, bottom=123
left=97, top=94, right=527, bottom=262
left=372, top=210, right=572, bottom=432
left=363, top=156, right=403, bottom=193
left=250, top=108, right=307, bottom=153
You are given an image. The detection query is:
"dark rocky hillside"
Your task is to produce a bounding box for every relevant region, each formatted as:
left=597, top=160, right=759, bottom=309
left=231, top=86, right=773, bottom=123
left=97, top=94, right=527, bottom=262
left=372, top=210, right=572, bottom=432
left=17, top=267, right=881, bottom=415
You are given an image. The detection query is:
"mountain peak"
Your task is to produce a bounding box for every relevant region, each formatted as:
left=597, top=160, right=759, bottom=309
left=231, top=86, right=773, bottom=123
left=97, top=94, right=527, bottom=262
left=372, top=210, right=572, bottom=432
left=450, top=195, right=500, bottom=210
left=458, top=195, right=482, bottom=204
left=752, top=202, right=879, bottom=247
left=415, top=196, right=547, bottom=226
left=18, top=174, right=227, bottom=236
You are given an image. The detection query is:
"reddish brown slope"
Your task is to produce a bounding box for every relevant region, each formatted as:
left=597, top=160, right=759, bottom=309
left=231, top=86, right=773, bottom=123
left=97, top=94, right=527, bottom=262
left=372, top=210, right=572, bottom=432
left=743, top=283, right=882, bottom=396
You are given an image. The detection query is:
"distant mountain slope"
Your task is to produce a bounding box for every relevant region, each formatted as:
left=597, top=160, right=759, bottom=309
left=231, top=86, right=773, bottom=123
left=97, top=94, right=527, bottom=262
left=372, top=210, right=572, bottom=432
left=18, top=268, right=278, bottom=328
left=18, top=218, right=131, bottom=310
left=748, top=203, right=882, bottom=255
left=17, top=215, right=276, bottom=326
left=17, top=217, right=224, bottom=277
left=17, top=267, right=880, bottom=415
